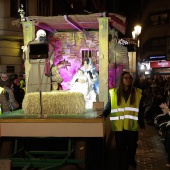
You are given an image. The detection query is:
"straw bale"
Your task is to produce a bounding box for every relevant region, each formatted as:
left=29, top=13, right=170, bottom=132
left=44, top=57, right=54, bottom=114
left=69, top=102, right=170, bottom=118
left=22, top=91, right=85, bottom=115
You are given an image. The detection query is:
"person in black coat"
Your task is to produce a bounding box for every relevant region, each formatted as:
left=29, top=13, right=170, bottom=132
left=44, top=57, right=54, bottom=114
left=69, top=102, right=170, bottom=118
left=8, top=74, right=25, bottom=109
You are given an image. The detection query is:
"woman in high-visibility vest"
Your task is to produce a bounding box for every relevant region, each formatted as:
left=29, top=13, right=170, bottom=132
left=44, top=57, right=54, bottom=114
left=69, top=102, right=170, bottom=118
left=103, top=71, right=145, bottom=170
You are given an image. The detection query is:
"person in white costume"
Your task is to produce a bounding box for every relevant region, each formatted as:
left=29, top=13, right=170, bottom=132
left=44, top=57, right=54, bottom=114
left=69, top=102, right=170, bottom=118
left=80, top=58, right=99, bottom=95
left=70, top=69, right=88, bottom=97
left=79, top=58, right=98, bottom=109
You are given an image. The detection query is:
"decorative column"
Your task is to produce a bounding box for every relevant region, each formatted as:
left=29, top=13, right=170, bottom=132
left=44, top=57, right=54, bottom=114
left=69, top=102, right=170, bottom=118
left=22, top=21, right=35, bottom=94
left=99, top=17, right=109, bottom=105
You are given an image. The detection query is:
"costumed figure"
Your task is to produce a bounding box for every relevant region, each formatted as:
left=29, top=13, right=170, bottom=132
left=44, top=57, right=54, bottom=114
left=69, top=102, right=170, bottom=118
left=35, top=29, right=47, bottom=42
left=70, top=69, right=89, bottom=97
left=81, top=58, right=99, bottom=95
left=25, top=29, right=51, bottom=93
left=80, top=58, right=99, bottom=108
left=50, top=60, right=64, bottom=91
left=50, top=59, right=71, bottom=91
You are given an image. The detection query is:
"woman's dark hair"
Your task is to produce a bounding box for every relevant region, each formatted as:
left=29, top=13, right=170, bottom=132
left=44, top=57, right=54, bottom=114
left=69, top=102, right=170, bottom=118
left=117, top=71, right=135, bottom=105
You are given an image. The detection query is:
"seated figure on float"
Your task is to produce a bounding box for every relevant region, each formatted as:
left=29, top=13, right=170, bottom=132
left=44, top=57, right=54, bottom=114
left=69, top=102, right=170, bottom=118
left=69, top=58, right=99, bottom=109
left=70, top=68, right=89, bottom=97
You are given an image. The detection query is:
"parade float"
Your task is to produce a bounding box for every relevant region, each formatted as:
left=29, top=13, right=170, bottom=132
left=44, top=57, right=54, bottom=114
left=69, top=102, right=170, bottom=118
left=0, top=7, right=127, bottom=169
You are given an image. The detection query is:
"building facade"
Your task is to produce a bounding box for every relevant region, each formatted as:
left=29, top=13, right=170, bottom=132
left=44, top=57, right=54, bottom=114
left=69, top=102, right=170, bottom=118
left=140, top=0, right=170, bottom=77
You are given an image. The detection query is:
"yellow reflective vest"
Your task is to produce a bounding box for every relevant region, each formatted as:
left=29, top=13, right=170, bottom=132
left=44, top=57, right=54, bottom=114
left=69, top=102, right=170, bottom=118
left=109, top=88, right=142, bottom=131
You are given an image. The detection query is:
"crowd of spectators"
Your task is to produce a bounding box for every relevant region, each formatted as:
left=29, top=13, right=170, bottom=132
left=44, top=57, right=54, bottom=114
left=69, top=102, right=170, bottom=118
left=134, top=75, right=170, bottom=167
left=0, top=73, right=25, bottom=113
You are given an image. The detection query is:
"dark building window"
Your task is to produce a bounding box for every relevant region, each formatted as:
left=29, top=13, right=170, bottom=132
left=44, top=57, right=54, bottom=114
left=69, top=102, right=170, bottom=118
left=52, top=0, right=85, bottom=16
left=150, top=38, right=166, bottom=50
left=150, top=10, right=170, bottom=25
left=10, top=0, right=19, bottom=17
left=38, top=0, right=50, bottom=16
left=6, top=66, right=15, bottom=73
left=52, top=0, right=69, bottom=15
left=142, top=40, right=150, bottom=54
left=142, top=37, right=166, bottom=55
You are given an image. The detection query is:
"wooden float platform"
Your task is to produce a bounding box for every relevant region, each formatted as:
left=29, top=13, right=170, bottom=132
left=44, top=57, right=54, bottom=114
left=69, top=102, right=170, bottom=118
left=0, top=109, right=106, bottom=138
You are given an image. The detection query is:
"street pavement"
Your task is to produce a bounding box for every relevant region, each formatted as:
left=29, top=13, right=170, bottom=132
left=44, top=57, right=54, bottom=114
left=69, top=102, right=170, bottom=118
left=105, top=122, right=169, bottom=170
left=58, top=122, right=169, bottom=170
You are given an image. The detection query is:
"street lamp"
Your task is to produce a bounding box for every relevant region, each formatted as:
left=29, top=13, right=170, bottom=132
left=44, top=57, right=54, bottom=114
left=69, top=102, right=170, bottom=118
left=132, top=25, right=142, bottom=77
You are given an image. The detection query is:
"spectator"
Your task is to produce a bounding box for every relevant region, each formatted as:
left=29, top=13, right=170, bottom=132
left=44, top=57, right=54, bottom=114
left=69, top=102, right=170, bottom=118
left=3, top=80, right=19, bottom=111
left=145, top=88, right=164, bottom=124
left=8, top=74, right=25, bottom=109
left=0, top=93, right=10, bottom=113
left=159, top=103, right=170, bottom=168
left=0, top=73, right=8, bottom=87
left=19, top=74, right=25, bottom=89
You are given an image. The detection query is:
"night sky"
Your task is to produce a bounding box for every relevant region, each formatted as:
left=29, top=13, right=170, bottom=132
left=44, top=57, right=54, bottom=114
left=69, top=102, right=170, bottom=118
left=54, top=0, right=142, bottom=38
left=119, top=0, right=142, bottom=38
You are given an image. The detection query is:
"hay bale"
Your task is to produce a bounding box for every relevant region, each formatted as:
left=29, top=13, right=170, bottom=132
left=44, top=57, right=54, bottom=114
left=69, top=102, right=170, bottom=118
left=22, top=91, right=85, bottom=115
